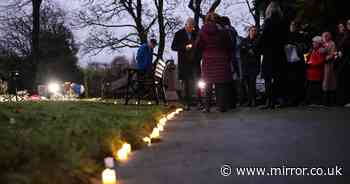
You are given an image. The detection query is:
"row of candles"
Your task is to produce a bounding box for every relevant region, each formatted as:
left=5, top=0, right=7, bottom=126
left=102, top=108, right=184, bottom=184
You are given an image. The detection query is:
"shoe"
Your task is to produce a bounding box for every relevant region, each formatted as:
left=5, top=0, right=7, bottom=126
left=276, top=103, right=287, bottom=108
left=217, top=107, right=227, bottom=112
left=202, top=108, right=210, bottom=113
left=259, top=103, right=275, bottom=110
left=184, top=105, right=191, bottom=111
left=251, top=100, right=256, bottom=107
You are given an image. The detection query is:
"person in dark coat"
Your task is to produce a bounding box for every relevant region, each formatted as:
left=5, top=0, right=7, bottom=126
left=336, top=20, right=350, bottom=105
left=258, top=1, right=289, bottom=109
left=285, top=21, right=309, bottom=106
left=240, top=26, right=260, bottom=107
left=220, top=16, right=238, bottom=109
left=196, top=13, right=233, bottom=112
left=171, top=18, right=201, bottom=110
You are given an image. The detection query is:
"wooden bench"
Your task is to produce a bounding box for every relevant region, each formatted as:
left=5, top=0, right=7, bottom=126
left=124, top=59, right=168, bottom=105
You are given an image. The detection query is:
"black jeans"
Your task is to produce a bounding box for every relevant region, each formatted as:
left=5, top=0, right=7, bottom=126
left=264, top=72, right=287, bottom=106
left=264, top=76, right=274, bottom=106
left=183, top=79, right=194, bottom=107
left=286, top=62, right=306, bottom=105
left=205, top=82, right=232, bottom=111
left=305, top=80, right=323, bottom=105
left=336, top=60, right=350, bottom=105
left=243, top=75, right=257, bottom=105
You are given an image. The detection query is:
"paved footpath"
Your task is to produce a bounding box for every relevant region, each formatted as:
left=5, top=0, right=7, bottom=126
left=118, top=107, right=349, bottom=184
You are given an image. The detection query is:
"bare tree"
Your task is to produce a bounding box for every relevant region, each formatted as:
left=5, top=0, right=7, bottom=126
left=76, top=0, right=180, bottom=59
left=1, top=0, right=43, bottom=89
left=153, top=0, right=181, bottom=60
left=32, top=0, right=43, bottom=67
left=3, top=0, right=43, bottom=65
left=188, top=0, right=222, bottom=29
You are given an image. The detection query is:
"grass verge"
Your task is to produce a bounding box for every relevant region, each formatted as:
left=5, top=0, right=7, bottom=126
left=0, top=101, right=169, bottom=184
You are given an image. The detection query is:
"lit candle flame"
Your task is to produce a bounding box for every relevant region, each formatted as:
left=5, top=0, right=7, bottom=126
left=167, top=112, right=177, bottom=120
left=143, top=137, right=151, bottom=146
left=122, top=143, right=131, bottom=154
left=159, top=117, right=167, bottom=126
left=150, top=127, right=160, bottom=139
left=102, top=168, right=117, bottom=184
left=157, top=124, right=164, bottom=132
left=117, top=147, right=128, bottom=161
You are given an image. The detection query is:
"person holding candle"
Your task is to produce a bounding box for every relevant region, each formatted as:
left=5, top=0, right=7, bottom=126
left=171, top=18, right=201, bottom=110
left=305, top=36, right=327, bottom=105
left=196, top=13, right=233, bottom=112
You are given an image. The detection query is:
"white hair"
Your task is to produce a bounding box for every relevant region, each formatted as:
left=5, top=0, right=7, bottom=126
left=185, top=17, right=195, bottom=26
left=312, top=36, right=323, bottom=44
left=265, top=1, right=283, bottom=19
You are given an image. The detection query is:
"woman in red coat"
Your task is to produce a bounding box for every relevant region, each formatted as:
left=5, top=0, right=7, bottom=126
left=196, top=13, right=233, bottom=112
left=305, top=36, right=326, bottom=105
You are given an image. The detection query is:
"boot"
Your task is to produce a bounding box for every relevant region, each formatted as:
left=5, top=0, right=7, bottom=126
left=260, top=98, right=275, bottom=110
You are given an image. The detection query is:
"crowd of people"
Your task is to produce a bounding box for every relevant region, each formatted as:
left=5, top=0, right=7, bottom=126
left=136, top=1, right=350, bottom=112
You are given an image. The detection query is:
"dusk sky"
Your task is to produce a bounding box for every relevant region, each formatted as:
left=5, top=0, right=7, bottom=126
left=1, top=0, right=254, bottom=66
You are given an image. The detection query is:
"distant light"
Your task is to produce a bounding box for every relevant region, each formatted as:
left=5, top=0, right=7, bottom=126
left=48, top=82, right=60, bottom=94
left=198, top=80, right=206, bottom=89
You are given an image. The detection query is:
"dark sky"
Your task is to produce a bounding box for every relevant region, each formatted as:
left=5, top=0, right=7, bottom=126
left=2, top=0, right=253, bottom=66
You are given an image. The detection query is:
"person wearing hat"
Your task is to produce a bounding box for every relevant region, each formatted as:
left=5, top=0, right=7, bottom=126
left=305, top=36, right=327, bottom=105
left=136, top=39, right=158, bottom=74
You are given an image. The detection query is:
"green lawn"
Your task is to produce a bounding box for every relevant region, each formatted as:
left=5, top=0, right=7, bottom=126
left=0, top=101, right=169, bottom=184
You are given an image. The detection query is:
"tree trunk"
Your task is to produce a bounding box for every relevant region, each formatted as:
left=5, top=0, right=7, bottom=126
left=189, top=0, right=221, bottom=30
left=255, top=7, right=261, bottom=31
left=156, top=0, right=165, bottom=60
left=84, top=72, right=89, bottom=98
left=31, top=0, right=42, bottom=90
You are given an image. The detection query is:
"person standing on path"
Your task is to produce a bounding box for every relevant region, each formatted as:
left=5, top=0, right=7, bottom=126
left=258, top=1, right=289, bottom=109
left=196, top=13, right=233, bottom=112
left=305, top=36, right=327, bottom=105
left=240, top=26, right=260, bottom=107
left=285, top=21, right=309, bottom=106
left=171, top=18, right=201, bottom=111
left=321, top=32, right=337, bottom=106
left=336, top=20, right=350, bottom=106
left=220, top=16, right=239, bottom=109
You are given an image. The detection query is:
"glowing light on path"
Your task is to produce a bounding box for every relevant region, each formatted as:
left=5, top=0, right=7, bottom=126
left=150, top=127, right=160, bottom=139
left=102, top=168, right=117, bottom=184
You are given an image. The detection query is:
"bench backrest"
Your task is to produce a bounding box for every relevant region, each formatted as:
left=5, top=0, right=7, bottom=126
left=153, top=59, right=167, bottom=81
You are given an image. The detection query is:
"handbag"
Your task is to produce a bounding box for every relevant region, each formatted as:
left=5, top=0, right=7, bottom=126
left=285, top=44, right=301, bottom=63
